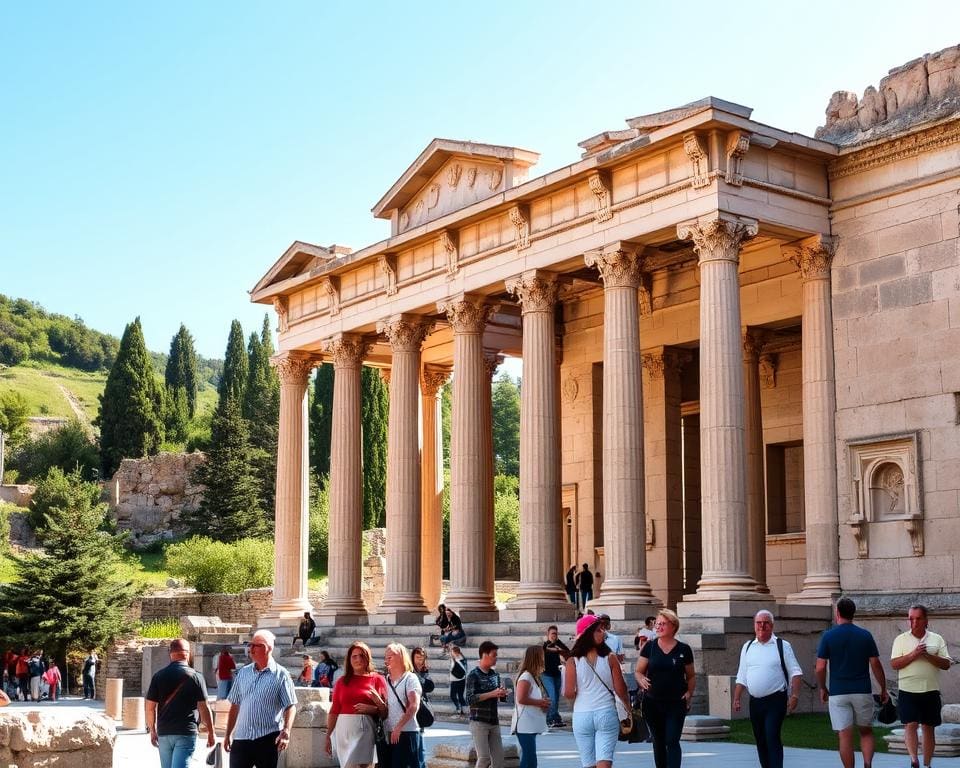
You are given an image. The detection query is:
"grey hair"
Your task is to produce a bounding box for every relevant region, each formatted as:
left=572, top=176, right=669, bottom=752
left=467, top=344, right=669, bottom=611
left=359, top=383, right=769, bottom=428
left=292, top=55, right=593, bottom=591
left=754, top=610, right=775, bottom=623
left=252, top=629, right=277, bottom=650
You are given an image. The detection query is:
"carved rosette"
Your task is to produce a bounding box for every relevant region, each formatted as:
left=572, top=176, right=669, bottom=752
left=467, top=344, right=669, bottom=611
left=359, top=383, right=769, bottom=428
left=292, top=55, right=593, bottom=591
left=378, top=254, right=398, bottom=296
left=584, top=247, right=644, bottom=289
left=377, top=316, right=434, bottom=352
left=677, top=216, right=759, bottom=265
left=725, top=131, right=750, bottom=186
left=421, top=367, right=450, bottom=397
left=508, top=204, right=530, bottom=251
left=438, top=296, right=497, bottom=335
left=272, top=296, right=289, bottom=333
left=505, top=271, right=559, bottom=314
left=440, top=229, right=459, bottom=277
left=587, top=171, right=613, bottom=223
left=785, top=237, right=835, bottom=282
left=482, top=350, right=503, bottom=379
left=321, top=277, right=341, bottom=315
left=271, top=353, right=317, bottom=386
left=322, top=334, right=368, bottom=370
left=683, top=132, right=709, bottom=189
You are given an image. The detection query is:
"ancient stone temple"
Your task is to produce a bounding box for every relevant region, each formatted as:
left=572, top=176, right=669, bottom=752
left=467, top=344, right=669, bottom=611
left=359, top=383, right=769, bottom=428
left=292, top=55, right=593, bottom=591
left=251, top=46, right=960, bottom=637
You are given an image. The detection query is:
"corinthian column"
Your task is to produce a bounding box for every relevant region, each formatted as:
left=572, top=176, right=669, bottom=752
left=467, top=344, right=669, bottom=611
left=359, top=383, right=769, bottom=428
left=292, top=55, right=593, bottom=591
left=439, top=295, right=499, bottom=619
left=583, top=244, right=656, bottom=619
left=375, top=315, right=433, bottom=624
left=316, top=335, right=368, bottom=624
left=787, top=236, right=841, bottom=603
left=421, top=366, right=450, bottom=611
left=743, top=328, right=769, bottom=593
left=262, top=351, right=316, bottom=623
left=677, top=215, right=764, bottom=607
left=502, top=271, right=573, bottom=621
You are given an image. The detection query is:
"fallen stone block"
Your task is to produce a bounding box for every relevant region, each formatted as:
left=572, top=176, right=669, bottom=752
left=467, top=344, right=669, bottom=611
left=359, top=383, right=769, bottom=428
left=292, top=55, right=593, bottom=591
left=0, top=711, right=115, bottom=767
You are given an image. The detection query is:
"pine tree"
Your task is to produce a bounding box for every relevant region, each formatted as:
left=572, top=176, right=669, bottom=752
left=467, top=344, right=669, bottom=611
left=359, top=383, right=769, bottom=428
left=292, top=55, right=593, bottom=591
left=165, top=324, right=199, bottom=418
left=184, top=396, right=268, bottom=541
left=0, top=468, right=136, bottom=686
left=244, top=316, right=280, bottom=517
left=218, top=320, right=248, bottom=411
left=361, top=366, right=388, bottom=529
left=164, top=384, right=190, bottom=443
left=96, top=318, right=165, bottom=477
left=309, top=363, right=334, bottom=478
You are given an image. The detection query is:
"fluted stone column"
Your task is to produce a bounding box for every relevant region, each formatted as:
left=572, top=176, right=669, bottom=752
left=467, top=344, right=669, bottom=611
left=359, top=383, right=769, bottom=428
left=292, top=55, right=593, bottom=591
left=262, top=352, right=316, bottom=623
left=317, top=335, right=368, bottom=624
left=439, top=295, right=499, bottom=619
left=375, top=315, right=433, bottom=624
left=787, top=236, right=841, bottom=603
left=503, top=271, right=573, bottom=620
left=681, top=410, right=702, bottom=595
left=482, top=349, right=501, bottom=602
left=677, top=215, right=765, bottom=610
left=421, top=367, right=450, bottom=611
left=743, top=329, right=770, bottom=593
left=584, top=244, right=657, bottom=619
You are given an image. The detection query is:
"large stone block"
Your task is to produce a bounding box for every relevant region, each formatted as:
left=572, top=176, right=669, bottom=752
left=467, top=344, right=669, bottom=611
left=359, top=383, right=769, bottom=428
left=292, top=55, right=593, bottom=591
left=0, top=712, right=115, bottom=767
left=878, top=274, right=933, bottom=311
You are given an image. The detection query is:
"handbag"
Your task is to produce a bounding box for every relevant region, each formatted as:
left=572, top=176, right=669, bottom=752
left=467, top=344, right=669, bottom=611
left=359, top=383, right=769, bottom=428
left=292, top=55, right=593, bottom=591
left=388, top=673, right=434, bottom=730
left=875, top=693, right=898, bottom=724
left=627, top=691, right=651, bottom=743
left=583, top=657, right=633, bottom=738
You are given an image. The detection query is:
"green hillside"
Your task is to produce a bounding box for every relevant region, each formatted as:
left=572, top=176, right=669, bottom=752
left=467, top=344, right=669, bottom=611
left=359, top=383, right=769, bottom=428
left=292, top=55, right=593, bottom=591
left=0, top=362, right=107, bottom=422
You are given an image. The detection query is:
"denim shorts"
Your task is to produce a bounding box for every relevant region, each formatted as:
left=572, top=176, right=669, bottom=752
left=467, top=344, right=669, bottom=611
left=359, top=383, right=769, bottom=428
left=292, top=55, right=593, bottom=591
left=572, top=707, right=619, bottom=766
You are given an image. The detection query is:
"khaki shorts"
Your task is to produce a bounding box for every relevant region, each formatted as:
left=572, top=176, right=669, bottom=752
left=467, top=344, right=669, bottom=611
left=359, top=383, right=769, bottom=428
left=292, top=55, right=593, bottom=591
left=828, top=693, right=875, bottom=731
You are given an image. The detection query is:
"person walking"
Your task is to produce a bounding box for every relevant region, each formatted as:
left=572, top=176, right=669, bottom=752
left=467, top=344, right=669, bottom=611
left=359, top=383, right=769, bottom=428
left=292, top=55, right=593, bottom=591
left=313, top=650, right=339, bottom=688
left=542, top=626, right=570, bottom=727
left=27, top=651, right=45, bottom=702
left=216, top=647, right=237, bottom=700
left=577, top=565, right=595, bottom=609
left=566, top=566, right=579, bottom=609
left=82, top=650, right=98, bottom=700
left=224, top=629, right=297, bottom=768
left=564, top=614, right=631, bottom=768
left=635, top=609, right=695, bottom=768
left=145, top=638, right=215, bottom=768
left=514, top=645, right=550, bottom=768
left=325, top=641, right=388, bottom=768
left=733, top=610, right=803, bottom=768
left=383, top=643, right=423, bottom=768
left=815, top=596, right=889, bottom=768
left=43, top=662, right=62, bottom=702
left=15, top=649, right=29, bottom=702
left=465, top=641, right=508, bottom=768
left=891, top=604, right=952, bottom=768
left=449, top=646, right=468, bottom=717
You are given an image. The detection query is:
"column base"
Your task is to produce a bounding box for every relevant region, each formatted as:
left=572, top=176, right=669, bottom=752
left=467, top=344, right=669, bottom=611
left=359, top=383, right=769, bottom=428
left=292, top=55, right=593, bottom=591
left=785, top=590, right=837, bottom=606
left=370, top=609, right=430, bottom=626
left=677, top=593, right=773, bottom=619
left=315, top=610, right=369, bottom=626
left=444, top=590, right=498, bottom=618
left=457, top=609, right=501, bottom=622
left=500, top=601, right=577, bottom=623
left=260, top=598, right=315, bottom=625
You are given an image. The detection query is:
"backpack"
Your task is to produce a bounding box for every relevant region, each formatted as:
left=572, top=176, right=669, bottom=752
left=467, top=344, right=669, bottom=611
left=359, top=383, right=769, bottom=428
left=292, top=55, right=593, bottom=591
left=28, top=659, right=43, bottom=677
left=743, top=637, right=789, bottom=686
left=450, top=658, right=466, bottom=680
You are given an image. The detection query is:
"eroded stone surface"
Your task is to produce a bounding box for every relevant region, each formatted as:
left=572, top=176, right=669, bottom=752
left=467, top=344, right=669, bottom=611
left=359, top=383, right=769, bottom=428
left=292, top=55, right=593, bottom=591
left=0, top=712, right=115, bottom=767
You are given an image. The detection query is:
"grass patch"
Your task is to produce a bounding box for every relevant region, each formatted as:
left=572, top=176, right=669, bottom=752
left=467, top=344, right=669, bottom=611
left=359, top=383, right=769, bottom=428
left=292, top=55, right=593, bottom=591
left=308, top=566, right=327, bottom=591
left=727, top=712, right=894, bottom=752
left=139, top=617, right=181, bottom=638
left=116, top=550, right=175, bottom=590
left=0, top=553, right=17, bottom=583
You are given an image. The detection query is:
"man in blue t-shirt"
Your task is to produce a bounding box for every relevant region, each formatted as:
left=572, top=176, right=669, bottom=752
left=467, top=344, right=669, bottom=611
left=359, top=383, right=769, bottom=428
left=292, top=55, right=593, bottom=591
left=815, top=597, right=889, bottom=768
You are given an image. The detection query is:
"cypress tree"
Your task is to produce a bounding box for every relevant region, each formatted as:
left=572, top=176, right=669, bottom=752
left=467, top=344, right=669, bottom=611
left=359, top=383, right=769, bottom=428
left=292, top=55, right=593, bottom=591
left=218, top=320, right=248, bottom=411
left=361, top=366, right=388, bottom=529
left=96, top=318, right=164, bottom=477
left=244, top=316, right=280, bottom=516
left=164, top=384, right=190, bottom=443
left=165, top=324, right=199, bottom=418
left=309, top=363, right=334, bottom=478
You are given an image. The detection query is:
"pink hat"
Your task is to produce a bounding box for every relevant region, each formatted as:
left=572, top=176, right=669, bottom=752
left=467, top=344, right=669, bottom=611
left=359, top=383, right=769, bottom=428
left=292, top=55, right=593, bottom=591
left=576, top=614, right=602, bottom=637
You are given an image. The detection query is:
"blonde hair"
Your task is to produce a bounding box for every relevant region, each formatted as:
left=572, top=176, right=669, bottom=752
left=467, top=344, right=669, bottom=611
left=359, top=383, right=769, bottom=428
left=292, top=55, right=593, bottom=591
left=657, top=608, right=680, bottom=632
left=517, top=645, right=545, bottom=679
left=385, top=642, right=413, bottom=672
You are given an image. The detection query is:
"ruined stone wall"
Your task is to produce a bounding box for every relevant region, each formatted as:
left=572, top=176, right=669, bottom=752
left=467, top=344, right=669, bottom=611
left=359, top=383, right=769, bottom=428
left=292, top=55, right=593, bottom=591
left=136, top=588, right=274, bottom=626
left=96, top=638, right=166, bottom=698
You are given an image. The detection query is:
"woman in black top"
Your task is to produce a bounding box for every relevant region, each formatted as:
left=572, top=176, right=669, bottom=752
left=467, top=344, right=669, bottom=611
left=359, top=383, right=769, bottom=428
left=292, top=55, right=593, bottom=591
left=439, top=608, right=466, bottom=648
left=635, top=609, right=696, bottom=768
left=429, top=604, right=452, bottom=647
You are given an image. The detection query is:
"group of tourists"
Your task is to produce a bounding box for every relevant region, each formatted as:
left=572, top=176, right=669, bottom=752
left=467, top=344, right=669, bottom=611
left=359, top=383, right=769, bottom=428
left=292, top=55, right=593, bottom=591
left=1, top=648, right=97, bottom=702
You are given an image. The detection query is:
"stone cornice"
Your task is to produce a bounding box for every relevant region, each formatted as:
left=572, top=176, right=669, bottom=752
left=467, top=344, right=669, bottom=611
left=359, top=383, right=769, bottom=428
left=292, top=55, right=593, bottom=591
left=829, top=119, right=960, bottom=179
left=505, top=271, right=560, bottom=314
left=376, top=315, right=434, bottom=352
left=677, top=215, right=758, bottom=265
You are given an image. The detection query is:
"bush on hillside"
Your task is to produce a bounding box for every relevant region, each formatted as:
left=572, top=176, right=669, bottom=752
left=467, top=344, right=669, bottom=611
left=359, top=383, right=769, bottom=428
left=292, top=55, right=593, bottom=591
left=12, top=420, right=99, bottom=482
left=28, top=467, right=105, bottom=537
left=164, top=536, right=273, bottom=593
left=0, top=502, right=14, bottom=555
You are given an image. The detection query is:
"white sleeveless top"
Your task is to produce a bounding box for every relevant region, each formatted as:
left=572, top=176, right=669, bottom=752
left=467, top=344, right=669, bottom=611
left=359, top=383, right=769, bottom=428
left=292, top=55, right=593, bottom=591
left=573, top=655, right=617, bottom=713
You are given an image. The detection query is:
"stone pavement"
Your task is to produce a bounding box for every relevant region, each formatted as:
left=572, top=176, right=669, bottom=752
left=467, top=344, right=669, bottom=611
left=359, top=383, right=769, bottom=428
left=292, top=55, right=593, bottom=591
left=0, top=697, right=927, bottom=766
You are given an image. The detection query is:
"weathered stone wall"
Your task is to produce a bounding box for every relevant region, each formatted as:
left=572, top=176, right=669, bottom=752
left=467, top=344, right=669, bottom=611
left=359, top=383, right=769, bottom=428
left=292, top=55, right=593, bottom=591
left=108, top=452, right=205, bottom=547
left=136, top=588, right=274, bottom=626
left=0, top=484, right=34, bottom=507
left=764, top=533, right=806, bottom=600
left=96, top=637, right=167, bottom=698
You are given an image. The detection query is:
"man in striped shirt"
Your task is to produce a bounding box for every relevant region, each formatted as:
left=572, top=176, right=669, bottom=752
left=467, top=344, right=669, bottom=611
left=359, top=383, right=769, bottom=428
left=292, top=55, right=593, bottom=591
left=225, top=629, right=297, bottom=768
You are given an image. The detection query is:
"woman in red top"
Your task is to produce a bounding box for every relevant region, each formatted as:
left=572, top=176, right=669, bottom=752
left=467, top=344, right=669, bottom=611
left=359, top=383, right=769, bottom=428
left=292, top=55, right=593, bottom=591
left=326, top=641, right=388, bottom=767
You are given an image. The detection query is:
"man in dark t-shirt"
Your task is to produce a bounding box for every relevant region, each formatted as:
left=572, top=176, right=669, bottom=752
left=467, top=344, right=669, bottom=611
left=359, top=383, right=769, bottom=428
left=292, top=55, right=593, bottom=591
left=542, top=625, right=570, bottom=727
left=146, top=638, right=215, bottom=768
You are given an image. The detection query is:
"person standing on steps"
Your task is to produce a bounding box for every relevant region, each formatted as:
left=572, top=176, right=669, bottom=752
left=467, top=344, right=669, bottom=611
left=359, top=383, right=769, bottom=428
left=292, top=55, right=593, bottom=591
left=449, top=646, right=468, bottom=717
left=292, top=611, right=315, bottom=649
left=577, top=564, right=595, bottom=609
left=542, top=626, right=570, bottom=727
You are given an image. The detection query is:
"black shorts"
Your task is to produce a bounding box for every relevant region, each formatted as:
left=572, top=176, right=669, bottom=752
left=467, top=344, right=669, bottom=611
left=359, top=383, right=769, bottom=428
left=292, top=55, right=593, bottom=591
left=898, top=690, right=942, bottom=726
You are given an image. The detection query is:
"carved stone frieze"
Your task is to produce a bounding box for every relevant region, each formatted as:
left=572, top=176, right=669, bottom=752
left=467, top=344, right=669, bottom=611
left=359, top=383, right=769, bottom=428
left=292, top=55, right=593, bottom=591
left=321, top=277, right=341, bottom=316
left=447, top=163, right=462, bottom=188
left=272, top=296, right=289, bottom=333
left=378, top=254, right=398, bottom=296
left=437, top=296, right=497, bottom=335
left=440, top=229, right=459, bottom=277
left=830, top=120, right=960, bottom=178
left=377, top=315, right=434, bottom=352
left=584, top=245, right=644, bottom=289
left=482, top=349, right=504, bottom=379
left=322, top=334, right=369, bottom=369
left=508, top=204, right=531, bottom=251
left=488, top=168, right=503, bottom=191
left=421, top=366, right=450, bottom=397
left=427, top=183, right=440, bottom=209
left=587, top=170, right=613, bottom=223
left=784, top=235, right=836, bottom=282
left=466, top=167, right=477, bottom=188
left=271, top=353, right=317, bottom=385
left=725, top=131, right=750, bottom=186
left=683, top=132, right=709, bottom=189
left=677, top=216, right=759, bottom=264
left=641, top=348, right=691, bottom=380
left=505, top=271, right=559, bottom=313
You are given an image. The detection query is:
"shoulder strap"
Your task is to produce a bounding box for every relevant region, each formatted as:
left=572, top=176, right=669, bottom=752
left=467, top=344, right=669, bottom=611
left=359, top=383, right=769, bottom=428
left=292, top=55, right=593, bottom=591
left=159, top=678, right=188, bottom=717
left=584, top=657, right=616, bottom=702
left=387, top=675, right=407, bottom=712
left=776, top=638, right=789, bottom=686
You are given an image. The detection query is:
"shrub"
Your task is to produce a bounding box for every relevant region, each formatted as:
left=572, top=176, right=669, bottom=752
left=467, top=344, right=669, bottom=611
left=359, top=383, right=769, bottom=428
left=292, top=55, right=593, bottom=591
left=0, top=502, right=14, bottom=555
left=28, top=467, right=103, bottom=536
left=494, top=486, right=520, bottom=579
left=139, top=617, right=181, bottom=639
left=164, top=536, right=274, bottom=593
left=12, top=420, right=99, bottom=482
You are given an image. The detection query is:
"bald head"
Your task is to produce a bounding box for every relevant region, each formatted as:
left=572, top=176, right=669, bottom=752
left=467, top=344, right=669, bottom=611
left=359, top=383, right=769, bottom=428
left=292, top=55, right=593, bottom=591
left=169, top=639, right=191, bottom=660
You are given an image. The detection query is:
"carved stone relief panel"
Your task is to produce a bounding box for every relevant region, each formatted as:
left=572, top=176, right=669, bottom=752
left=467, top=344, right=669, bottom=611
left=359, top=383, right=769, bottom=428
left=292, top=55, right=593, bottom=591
left=398, top=159, right=511, bottom=234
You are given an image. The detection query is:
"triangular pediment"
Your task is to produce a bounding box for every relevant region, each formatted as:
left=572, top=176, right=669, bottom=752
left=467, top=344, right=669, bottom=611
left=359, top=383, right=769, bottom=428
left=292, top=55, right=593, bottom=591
left=250, top=241, right=350, bottom=299
left=372, top=139, right=539, bottom=236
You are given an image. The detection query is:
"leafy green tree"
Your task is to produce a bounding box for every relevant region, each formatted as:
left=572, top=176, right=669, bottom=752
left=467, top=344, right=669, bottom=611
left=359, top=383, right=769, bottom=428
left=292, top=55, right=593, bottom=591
left=361, top=366, right=388, bottom=529
left=217, top=320, right=248, bottom=411
left=184, top=396, right=268, bottom=541
left=12, top=420, right=99, bottom=482
left=491, top=372, right=521, bottom=477
left=0, top=468, right=136, bottom=685
left=307, top=473, right=330, bottom=573
left=309, top=363, right=334, bottom=478
left=164, top=384, right=190, bottom=444
left=96, top=318, right=165, bottom=477
left=493, top=477, right=520, bottom=579
left=164, top=324, right=199, bottom=418
left=440, top=381, right=451, bottom=471
left=0, top=338, right=29, bottom=365
left=0, top=391, right=29, bottom=447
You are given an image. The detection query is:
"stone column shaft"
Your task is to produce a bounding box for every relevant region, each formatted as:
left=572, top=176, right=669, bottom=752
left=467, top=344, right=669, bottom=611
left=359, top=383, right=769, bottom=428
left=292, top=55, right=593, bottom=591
left=264, top=352, right=315, bottom=622
left=681, top=412, right=702, bottom=594
left=421, top=368, right=449, bottom=611
left=743, top=329, right=769, bottom=593
left=376, top=316, right=433, bottom=623
left=788, top=238, right=841, bottom=602
left=318, top=336, right=367, bottom=622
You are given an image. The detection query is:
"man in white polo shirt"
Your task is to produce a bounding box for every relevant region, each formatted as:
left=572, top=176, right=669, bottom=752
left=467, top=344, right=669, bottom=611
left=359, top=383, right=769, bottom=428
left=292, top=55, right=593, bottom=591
left=733, top=610, right=803, bottom=768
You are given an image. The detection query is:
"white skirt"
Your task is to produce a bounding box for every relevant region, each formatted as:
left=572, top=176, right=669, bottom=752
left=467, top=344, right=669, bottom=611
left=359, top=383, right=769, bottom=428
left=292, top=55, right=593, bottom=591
left=333, top=713, right=379, bottom=767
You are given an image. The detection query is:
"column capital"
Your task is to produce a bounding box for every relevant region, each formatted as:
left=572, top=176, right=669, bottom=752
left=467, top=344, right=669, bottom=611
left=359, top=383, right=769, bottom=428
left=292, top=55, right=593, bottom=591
left=742, top=327, right=765, bottom=361
left=584, top=243, right=644, bottom=289
left=322, top=334, right=369, bottom=370
left=270, top=352, right=317, bottom=385
left=783, top=235, right=835, bottom=282
left=482, top=349, right=503, bottom=379
left=641, top=347, right=692, bottom=380
left=505, top=270, right=560, bottom=313
left=377, top=314, right=434, bottom=352
left=437, top=295, right=498, bottom=334
left=677, top=214, right=758, bottom=265
left=379, top=368, right=391, bottom=388
left=421, top=366, right=450, bottom=397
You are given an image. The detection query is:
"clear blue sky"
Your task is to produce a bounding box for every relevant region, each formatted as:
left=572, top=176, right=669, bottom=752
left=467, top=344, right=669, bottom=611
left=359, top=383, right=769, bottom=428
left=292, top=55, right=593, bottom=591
left=2, top=2, right=958, bottom=359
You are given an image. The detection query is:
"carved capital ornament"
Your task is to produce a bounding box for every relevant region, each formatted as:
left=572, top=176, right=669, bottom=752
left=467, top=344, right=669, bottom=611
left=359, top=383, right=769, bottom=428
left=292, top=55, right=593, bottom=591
left=377, top=315, right=434, bottom=352
left=272, top=296, right=289, bottom=333
left=271, top=353, right=317, bottom=385
left=505, top=271, right=560, bottom=314
left=421, top=367, right=450, bottom=397
left=322, top=334, right=369, bottom=369
left=587, top=170, right=613, bottom=223
left=508, top=204, right=531, bottom=251
left=584, top=245, right=644, bottom=289
left=677, top=216, right=759, bottom=265
left=784, top=235, right=835, bottom=282
left=438, top=296, right=497, bottom=334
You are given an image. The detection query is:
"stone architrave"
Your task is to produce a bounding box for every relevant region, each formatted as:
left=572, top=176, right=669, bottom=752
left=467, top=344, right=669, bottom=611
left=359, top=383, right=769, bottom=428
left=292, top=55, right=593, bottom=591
left=786, top=236, right=842, bottom=603
left=438, top=295, right=499, bottom=619
left=677, top=215, right=766, bottom=610
left=316, top=334, right=368, bottom=624
left=742, top=328, right=770, bottom=594
left=262, top=352, right=316, bottom=623
left=583, top=243, right=657, bottom=619
left=375, top=315, right=434, bottom=623
left=502, top=271, right=573, bottom=620
left=421, top=366, right=450, bottom=611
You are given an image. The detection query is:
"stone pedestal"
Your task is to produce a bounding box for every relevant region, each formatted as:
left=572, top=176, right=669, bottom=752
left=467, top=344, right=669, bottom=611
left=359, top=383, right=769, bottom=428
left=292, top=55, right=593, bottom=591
left=681, top=715, right=731, bottom=741
left=105, top=678, right=123, bottom=720
left=885, top=725, right=960, bottom=757
left=288, top=688, right=336, bottom=768
left=707, top=675, right=748, bottom=720
left=0, top=712, right=115, bottom=768
left=121, top=696, right=145, bottom=730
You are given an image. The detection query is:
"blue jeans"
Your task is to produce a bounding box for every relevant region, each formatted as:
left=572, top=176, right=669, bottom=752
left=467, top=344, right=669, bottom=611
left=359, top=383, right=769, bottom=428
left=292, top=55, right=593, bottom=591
left=83, top=674, right=95, bottom=699
left=573, top=707, right=619, bottom=767
left=543, top=675, right=561, bottom=724
left=517, top=732, right=538, bottom=768
left=158, top=733, right=197, bottom=768
left=217, top=679, right=232, bottom=699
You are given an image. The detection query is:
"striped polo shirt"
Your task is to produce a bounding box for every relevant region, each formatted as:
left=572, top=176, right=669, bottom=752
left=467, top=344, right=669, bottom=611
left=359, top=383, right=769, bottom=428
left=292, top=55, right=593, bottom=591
left=228, top=657, right=297, bottom=740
